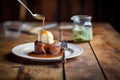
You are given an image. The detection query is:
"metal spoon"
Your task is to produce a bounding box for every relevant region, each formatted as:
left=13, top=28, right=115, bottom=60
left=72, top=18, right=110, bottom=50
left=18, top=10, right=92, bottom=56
left=17, top=0, right=45, bottom=20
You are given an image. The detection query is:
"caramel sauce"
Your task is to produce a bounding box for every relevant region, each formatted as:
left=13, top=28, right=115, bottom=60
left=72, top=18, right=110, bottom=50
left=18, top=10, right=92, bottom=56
left=42, top=18, right=45, bottom=29
left=28, top=51, right=63, bottom=58
left=39, top=18, right=49, bottom=43
left=40, top=30, right=49, bottom=43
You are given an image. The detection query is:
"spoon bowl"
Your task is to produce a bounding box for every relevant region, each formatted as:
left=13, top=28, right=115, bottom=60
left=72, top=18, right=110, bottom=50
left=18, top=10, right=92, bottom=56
left=33, top=14, right=45, bottom=20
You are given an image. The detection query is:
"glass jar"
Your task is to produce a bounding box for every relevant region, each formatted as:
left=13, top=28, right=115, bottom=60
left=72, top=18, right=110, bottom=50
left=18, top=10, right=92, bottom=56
left=71, top=15, right=93, bottom=42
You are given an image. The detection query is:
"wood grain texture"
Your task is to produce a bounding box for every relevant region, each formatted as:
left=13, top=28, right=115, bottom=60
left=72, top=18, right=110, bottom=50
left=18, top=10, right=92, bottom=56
left=90, top=23, right=120, bottom=80
left=0, top=64, right=19, bottom=80
left=23, top=65, right=62, bottom=80
left=65, top=43, right=105, bottom=80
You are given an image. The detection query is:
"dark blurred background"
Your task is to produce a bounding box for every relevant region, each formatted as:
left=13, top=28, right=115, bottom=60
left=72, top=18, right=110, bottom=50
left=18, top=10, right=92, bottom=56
left=0, top=0, right=120, bottom=33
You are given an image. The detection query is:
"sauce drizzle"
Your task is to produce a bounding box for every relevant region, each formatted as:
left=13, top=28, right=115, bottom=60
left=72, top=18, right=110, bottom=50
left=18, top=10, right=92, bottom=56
left=42, top=18, right=45, bottom=30
left=38, top=17, right=49, bottom=43
left=40, top=30, right=49, bottom=43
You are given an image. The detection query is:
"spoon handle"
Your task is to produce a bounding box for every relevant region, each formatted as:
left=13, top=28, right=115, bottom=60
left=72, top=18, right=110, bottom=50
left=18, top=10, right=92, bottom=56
left=17, top=0, right=33, bottom=15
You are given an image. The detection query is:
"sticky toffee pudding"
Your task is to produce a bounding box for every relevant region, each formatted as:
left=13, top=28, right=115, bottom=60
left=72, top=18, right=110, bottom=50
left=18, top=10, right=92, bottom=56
left=28, top=17, right=62, bottom=58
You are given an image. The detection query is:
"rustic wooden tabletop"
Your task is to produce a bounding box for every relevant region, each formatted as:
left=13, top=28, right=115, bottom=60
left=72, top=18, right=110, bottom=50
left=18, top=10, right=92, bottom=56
left=0, top=22, right=120, bottom=80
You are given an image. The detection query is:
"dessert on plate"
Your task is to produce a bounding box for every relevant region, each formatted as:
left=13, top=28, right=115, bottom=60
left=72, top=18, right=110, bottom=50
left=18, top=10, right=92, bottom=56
left=34, top=29, right=61, bottom=55
left=28, top=18, right=62, bottom=58
left=28, top=29, right=62, bottom=58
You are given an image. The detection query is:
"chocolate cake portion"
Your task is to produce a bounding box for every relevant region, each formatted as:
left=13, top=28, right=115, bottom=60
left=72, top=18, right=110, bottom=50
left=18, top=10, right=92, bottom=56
left=34, top=40, right=60, bottom=54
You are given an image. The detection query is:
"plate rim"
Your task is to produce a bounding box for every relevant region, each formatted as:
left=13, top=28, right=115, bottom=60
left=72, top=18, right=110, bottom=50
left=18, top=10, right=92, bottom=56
left=12, top=42, right=83, bottom=61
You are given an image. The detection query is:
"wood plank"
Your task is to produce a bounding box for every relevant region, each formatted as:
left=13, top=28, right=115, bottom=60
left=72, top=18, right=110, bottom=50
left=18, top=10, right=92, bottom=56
left=90, top=23, right=120, bottom=80
left=0, top=64, right=19, bottom=80
left=23, top=64, right=63, bottom=80
left=65, top=42, right=105, bottom=80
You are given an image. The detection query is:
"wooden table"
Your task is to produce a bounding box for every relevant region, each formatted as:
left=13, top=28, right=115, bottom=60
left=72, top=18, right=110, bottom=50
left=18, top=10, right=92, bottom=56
left=0, top=22, right=120, bottom=80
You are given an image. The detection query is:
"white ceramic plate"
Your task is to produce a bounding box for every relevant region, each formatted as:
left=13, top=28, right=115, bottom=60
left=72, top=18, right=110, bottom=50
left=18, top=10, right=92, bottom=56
left=12, top=42, right=83, bottom=61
